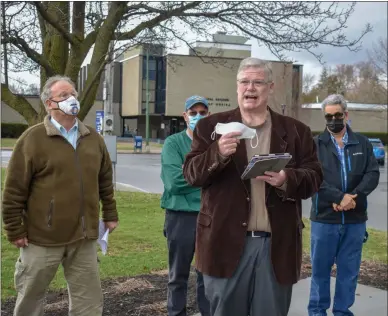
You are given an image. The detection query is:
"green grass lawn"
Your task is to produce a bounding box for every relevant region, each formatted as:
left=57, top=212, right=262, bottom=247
left=1, top=138, right=163, bottom=151
left=1, top=167, right=387, bottom=300
left=0, top=138, right=17, bottom=148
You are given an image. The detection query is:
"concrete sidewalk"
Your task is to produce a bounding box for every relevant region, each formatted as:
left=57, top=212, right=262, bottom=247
left=289, top=277, right=387, bottom=315
left=193, top=277, right=387, bottom=316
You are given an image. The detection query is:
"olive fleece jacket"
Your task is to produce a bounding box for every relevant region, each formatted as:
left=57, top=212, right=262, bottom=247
left=2, top=115, right=118, bottom=246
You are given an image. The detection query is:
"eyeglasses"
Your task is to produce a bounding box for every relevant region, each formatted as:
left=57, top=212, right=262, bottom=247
left=187, top=110, right=208, bottom=117
left=237, top=79, right=270, bottom=88
left=324, top=112, right=345, bottom=120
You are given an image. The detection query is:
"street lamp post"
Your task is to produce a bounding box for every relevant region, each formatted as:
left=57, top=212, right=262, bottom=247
left=145, top=44, right=150, bottom=153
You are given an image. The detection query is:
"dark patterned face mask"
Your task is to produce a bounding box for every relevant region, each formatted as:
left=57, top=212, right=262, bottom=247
left=326, top=118, right=344, bottom=134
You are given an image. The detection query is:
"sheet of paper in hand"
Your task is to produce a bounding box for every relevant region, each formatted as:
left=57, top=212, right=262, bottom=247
left=98, top=219, right=110, bottom=255
left=241, top=153, right=292, bottom=180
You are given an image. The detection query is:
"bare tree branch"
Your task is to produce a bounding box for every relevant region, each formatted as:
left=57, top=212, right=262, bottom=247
left=36, top=1, right=47, bottom=42
left=32, top=1, right=80, bottom=45
left=3, top=33, right=55, bottom=76
left=1, top=83, right=39, bottom=125
left=368, top=37, right=387, bottom=82
left=114, top=2, right=202, bottom=40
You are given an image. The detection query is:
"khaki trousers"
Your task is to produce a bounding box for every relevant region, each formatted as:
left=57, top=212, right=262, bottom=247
left=13, top=239, right=103, bottom=316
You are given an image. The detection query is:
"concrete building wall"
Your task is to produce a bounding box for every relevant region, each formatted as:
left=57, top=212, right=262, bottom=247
left=190, top=47, right=251, bottom=59
left=165, top=55, right=241, bottom=116
left=298, top=108, right=387, bottom=133
left=83, top=101, right=104, bottom=127
left=268, top=62, right=294, bottom=116
left=165, top=55, right=295, bottom=117
left=121, top=55, right=142, bottom=116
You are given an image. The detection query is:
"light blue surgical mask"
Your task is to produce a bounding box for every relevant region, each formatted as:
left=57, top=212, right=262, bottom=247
left=188, top=114, right=205, bottom=131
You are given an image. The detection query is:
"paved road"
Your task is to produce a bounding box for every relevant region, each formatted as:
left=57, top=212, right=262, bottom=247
left=2, top=151, right=387, bottom=230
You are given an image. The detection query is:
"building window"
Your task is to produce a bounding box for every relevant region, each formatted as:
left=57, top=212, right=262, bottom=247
left=142, top=58, right=157, bottom=80
left=142, top=56, right=166, bottom=115
left=155, top=57, right=166, bottom=114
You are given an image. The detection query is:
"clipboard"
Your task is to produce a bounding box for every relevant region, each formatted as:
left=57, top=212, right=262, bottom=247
left=241, top=153, right=292, bottom=180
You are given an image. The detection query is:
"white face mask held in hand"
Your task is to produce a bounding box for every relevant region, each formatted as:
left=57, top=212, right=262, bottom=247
left=52, top=96, right=80, bottom=116
left=211, top=122, right=259, bottom=148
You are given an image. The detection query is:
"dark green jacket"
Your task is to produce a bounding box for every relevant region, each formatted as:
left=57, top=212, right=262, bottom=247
left=160, top=130, right=201, bottom=211
left=2, top=115, right=118, bottom=246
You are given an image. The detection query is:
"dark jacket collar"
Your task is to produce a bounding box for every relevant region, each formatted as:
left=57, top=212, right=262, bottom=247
left=318, top=125, right=359, bottom=145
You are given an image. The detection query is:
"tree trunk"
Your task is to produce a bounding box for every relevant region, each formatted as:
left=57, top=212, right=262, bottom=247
left=1, top=84, right=39, bottom=125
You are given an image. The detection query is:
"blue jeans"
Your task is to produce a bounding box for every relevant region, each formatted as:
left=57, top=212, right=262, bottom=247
left=308, top=221, right=366, bottom=316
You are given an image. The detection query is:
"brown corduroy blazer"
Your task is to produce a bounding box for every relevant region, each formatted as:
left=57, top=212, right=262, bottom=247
left=183, top=107, right=323, bottom=285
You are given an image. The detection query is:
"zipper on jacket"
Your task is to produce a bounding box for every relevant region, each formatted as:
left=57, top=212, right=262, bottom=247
left=48, top=198, right=54, bottom=227
left=347, top=149, right=351, bottom=172
left=342, top=145, right=351, bottom=225
left=340, top=158, right=345, bottom=225
left=54, top=134, right=87, bottom=235
left=75, top=138, right=87, bottom=238
left=315, top=193, right=319, bottom=215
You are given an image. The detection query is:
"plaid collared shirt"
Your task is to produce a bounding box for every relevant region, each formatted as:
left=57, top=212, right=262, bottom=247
left=330, top=130, right=349, bottom=191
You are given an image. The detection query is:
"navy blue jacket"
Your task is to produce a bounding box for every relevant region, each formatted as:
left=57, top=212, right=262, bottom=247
left=310, top=126, right=380, bottom=224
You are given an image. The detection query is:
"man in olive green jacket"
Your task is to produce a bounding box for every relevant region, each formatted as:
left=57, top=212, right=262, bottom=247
left=160, top=96, right=211, bottom=316
left=2, top=75, right=118, bottom=316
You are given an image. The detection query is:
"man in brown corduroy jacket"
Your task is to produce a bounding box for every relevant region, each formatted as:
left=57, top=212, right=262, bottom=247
left=2, top=75, right=118, bottom=316
left=183, top=57, right=323, bottom=316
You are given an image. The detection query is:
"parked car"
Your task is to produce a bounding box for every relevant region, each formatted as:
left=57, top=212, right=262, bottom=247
left=369, top=138, right=386, bottom=166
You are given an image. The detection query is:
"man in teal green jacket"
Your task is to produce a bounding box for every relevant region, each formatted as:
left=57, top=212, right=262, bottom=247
left=161, top=95, right=211, bottom=316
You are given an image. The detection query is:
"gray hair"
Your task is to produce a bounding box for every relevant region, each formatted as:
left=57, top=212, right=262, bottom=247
left=237, top=57, right=273, bottom=82
left=40, top=75, right=78, bottom=107
left=321, top=94, right=348, bottom=112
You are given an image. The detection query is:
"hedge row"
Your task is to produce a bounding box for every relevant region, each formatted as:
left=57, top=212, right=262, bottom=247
left=1, top=123, right=29, bottom=138
left=1, top=123, right=388, bottom=144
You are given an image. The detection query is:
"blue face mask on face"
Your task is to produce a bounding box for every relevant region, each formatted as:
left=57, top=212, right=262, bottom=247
left=188, top=114, right=205, bottom=131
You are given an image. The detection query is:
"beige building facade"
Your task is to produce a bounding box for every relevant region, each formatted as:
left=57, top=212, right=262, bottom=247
left=118, top=49, right=302, bottom=138
left=299, top=107, right=387, bottom=133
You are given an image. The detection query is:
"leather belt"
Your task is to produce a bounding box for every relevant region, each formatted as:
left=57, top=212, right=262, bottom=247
left=247, top=231, right=271, bottom=238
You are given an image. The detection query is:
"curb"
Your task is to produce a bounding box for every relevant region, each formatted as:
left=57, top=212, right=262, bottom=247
left=1, top=147, right=162, bottom=155
left=117, top=150, right=162, bottom=155
left=118, top=152, right=161, bottom=155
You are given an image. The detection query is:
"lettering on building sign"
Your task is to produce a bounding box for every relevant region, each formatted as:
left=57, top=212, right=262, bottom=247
left=205, top=97, right=231, bottom=107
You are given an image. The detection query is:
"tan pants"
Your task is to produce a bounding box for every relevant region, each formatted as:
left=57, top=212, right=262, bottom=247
left=13, top=239, right=103, bottom=316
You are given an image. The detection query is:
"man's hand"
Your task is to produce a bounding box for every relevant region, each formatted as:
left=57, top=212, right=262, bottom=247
left=340, top=194, right=357, bottom=211
left=105, top=221, right=118, bottom=233
left=218, top=131, right=242, bottom=157
left=12, top=237, right=28, bottom=248
left=333, top=194, right=357, bottom=211
left=333, top=202, right=356, bottom=211
left=256, top=170, right=287, bottom=187
left=333, top=203, right=342, bottom=211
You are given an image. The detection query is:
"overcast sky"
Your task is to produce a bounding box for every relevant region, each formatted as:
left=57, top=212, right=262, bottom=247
left=248, top=1, right=388, bottom=83
left=14, top=1, right=388, bottom=87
